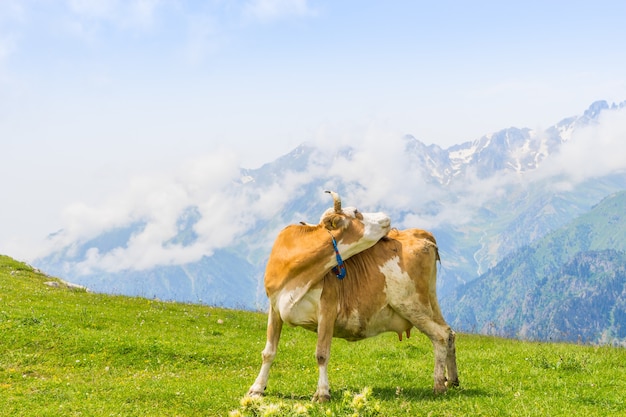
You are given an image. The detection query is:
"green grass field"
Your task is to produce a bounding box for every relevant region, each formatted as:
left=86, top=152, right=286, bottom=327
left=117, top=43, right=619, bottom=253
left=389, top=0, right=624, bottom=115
left=1, top=254, right=625, bottom=416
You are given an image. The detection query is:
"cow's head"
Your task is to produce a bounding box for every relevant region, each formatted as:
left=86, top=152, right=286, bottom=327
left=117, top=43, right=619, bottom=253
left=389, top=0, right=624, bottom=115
left=319, top=191, right=391, bottom=259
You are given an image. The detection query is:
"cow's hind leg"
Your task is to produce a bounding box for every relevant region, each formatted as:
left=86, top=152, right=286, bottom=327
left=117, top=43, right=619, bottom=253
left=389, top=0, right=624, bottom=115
left=445, top=330, right=459, bottom=388
left=409, top=316, right=454, bottom=394
left=428, top=325, right=450, bottom=394
left=248, top=305, right=283, bottom=397
left=430, top=295, right=459, bottom=388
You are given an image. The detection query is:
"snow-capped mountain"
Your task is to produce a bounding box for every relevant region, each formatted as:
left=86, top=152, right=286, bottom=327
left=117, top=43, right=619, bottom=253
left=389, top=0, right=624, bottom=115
left=34, top=100, right=626, bottom=314
left=406, top=100, right=621, bottom=184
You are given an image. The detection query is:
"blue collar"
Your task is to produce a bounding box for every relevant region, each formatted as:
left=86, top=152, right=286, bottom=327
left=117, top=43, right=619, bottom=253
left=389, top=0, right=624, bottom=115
left=330, top=234, right=346, bottom=279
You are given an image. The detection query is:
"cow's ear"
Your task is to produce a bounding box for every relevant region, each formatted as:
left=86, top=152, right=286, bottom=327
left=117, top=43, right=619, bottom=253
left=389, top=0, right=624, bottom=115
left=324, top=214, right=347, bottom=231
left=322, top=215, right=333, bottom=230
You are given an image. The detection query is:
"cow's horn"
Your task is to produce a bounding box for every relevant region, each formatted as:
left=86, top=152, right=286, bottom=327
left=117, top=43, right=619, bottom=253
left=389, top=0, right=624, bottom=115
left=325, top=190, right=342, bottom=213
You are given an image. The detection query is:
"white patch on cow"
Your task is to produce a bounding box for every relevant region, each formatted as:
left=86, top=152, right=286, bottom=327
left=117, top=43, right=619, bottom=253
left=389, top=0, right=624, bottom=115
left=379, top=256, right=415, bottom=300
left=274, top=286, right=322, bottom=328
left=378, top=255, right=403, bottom=279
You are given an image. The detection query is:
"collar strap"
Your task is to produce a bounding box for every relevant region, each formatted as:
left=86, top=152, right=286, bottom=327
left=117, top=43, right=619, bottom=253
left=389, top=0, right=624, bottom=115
left=329, top=234, right=347, bottom=279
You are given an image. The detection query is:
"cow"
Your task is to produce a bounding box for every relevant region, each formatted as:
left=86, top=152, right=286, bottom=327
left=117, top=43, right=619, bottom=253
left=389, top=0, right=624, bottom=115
left=248, top=192, right=459, bottom=402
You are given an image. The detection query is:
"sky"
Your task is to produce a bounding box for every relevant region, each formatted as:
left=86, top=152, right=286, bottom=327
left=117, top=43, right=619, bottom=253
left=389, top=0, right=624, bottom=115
left=1, top=0, right=626, bottom=264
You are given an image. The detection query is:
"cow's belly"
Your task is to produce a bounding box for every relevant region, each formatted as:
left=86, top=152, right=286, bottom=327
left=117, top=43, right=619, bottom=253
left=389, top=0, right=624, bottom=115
left=273, top=287, right=322, bottom=332
left=334, top=305, right=413, bottom=341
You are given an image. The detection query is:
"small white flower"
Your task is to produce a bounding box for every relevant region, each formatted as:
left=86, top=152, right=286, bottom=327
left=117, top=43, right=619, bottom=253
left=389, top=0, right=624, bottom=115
left=262, top=403, right=281, bottom=416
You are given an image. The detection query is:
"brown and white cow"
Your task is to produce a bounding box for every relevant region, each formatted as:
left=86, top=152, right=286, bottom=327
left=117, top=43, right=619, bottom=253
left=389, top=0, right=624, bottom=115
left=248, top=192, right=459, bottom=401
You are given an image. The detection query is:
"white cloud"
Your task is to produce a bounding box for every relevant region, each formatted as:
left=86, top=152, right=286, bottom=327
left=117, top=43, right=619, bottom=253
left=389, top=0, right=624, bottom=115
left=0, top=0, right=23, bottom=17
left=181, top=12, right=221, bottom=64
left=0, top=34, right=15, bottom=63
left=130, top=0, right=164, bottom=25
left=42, top=150, right=242, bottom=271
left=67, top=0, right=118, bottom=18
left=243, top=0, right=316, bottom=22
left=67, top=0, right=162, bottom=23
left=0, top=1, right=22, bottom=64
left=65, top=0, right=164, bottom=39
left=536, top=106, right=626, bottom=185
left=309, top=127, right=439, bottom=215
left=44, top=146, right=329, bottom=274
left=24, top=104, right=626, bottom=275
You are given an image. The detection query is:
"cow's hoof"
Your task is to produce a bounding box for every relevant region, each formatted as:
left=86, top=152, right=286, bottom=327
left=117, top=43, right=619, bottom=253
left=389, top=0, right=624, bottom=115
left=433, top=385, right=447, bottom=395
left=247, top=388, right=265, bottom=398
left=312, top=392, right=331, bottom=403
left=446, top=378, right=460, bottom=388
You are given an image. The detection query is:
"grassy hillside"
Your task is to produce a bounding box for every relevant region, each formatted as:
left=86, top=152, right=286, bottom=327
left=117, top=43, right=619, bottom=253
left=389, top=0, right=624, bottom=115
left=1, top=255, right=625, bottom=416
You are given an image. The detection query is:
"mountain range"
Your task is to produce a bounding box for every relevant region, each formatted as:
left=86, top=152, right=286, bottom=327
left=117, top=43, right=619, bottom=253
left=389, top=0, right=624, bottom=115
left=442, top=190, right=626, bottom=345
left=34, top=100, right=626, bottom=344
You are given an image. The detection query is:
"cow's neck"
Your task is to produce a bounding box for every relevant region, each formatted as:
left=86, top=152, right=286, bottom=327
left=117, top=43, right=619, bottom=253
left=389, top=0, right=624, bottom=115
left=328, top=231, right=346, bottom=279
left=265, top=227, right=343, bottom=296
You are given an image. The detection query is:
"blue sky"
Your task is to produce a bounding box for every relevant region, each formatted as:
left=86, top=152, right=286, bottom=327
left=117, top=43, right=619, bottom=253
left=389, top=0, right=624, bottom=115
left=1, top=0, right=626, bottom=261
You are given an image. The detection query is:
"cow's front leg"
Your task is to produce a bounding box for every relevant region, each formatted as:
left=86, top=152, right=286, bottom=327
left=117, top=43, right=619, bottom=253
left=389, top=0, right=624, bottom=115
left=248, top=305, right=283, bottom=397
left=312, top=344, right=331, bottom=402
left=312, top=304, right=335, bottom=402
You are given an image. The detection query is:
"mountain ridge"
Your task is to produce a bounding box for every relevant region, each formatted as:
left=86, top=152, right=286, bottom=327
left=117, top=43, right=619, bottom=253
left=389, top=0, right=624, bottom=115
left=442, top=190, right=626, bottom=345
left=34, top=100, right=626, bottom=330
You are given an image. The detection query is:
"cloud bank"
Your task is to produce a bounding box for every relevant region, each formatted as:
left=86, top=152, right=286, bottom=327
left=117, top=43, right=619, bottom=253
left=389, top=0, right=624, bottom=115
left=539, top=106, right=626, bottom=185
left=28, top=104, right=626, bottom=276
left=45, top=147, right=325, bottom=274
